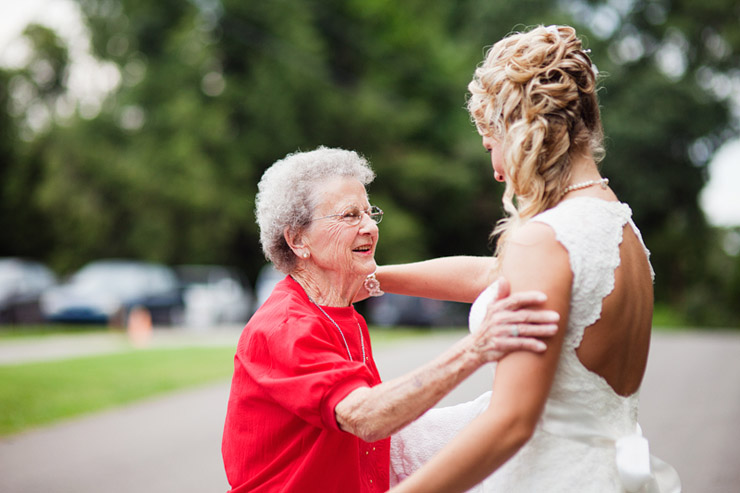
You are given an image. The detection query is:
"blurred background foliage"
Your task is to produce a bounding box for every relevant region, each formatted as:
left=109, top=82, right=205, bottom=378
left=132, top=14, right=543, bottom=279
left=1, top=0, right=738, bottom=326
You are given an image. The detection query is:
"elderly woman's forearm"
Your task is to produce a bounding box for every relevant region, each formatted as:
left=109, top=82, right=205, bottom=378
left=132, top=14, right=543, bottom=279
left=335, top=337, right=480, bottom=442
left=377, top=256, right=498, bottom=303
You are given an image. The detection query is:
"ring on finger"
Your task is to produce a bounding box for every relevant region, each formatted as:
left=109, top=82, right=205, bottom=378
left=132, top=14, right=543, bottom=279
left=511, top=326, right=519, bottom=337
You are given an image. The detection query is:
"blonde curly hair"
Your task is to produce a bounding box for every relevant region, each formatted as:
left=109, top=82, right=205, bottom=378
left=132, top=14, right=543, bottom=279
left=467, top=25, right=604, bottom=255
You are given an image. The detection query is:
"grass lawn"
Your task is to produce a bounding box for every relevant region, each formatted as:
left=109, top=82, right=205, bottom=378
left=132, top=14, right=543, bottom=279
left=0, top=325, right=444, bottom=436
left=0, top=345, right=236, bottom=436
left=0, top=312, right=686, bottom=437
left=0, top=324, right=114, bottom=339
left=651, top=303, right=692, bottom=330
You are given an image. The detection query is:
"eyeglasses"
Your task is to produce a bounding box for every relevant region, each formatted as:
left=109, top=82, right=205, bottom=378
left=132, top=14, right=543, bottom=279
left=311, top=205, right=383, bottom=226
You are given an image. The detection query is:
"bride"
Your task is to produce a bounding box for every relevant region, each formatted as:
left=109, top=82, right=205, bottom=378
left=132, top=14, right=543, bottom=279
left=373, top=25, right=681, bottom=492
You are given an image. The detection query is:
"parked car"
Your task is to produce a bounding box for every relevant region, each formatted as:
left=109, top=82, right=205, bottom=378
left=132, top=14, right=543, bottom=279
left=176, top=265, right=254, bottom=329
left=40, top=259, right=184, bottom=326
left=254, top=263, right=284, bottom=309
left=252, top=263, right=467, bottom=328
left=365, top=293, right=469, bottom=328
left=0, top=258, right=57, bottom=324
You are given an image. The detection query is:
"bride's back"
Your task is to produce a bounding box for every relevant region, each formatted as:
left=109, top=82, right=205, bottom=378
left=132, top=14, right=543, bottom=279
left=575, top=222, right=654, bottom=397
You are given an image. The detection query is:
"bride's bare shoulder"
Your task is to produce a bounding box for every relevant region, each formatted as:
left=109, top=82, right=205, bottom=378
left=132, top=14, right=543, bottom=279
left=501, top=222, right=571, bottom=290
left=506, top=221, right=562, bottom=252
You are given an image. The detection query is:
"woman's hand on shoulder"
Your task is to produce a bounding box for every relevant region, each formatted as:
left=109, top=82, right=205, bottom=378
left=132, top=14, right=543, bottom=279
left=469, top=276, right=560, bottom=364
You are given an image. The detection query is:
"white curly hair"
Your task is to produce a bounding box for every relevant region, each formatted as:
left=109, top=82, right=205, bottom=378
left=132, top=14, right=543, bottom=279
left=255, top=146, right=376, bottom=273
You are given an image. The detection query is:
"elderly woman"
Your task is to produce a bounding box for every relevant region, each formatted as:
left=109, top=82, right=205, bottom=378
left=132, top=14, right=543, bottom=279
left=221, top=146, right=559, bottom=492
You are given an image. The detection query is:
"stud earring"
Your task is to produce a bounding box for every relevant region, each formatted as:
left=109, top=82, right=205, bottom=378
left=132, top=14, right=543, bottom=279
left=303, top=252, right=309, bottom=258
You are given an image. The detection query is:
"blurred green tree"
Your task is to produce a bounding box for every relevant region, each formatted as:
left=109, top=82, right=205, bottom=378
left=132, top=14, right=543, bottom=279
left=0, top=0, right=737, bottom=325
left=0, top=25, right=66, bottom=261
left=576, top=0, right=740, bottom=324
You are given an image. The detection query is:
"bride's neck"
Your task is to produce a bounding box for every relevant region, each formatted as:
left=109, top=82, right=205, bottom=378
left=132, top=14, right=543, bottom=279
left=567, top=154, right=601, bottom=184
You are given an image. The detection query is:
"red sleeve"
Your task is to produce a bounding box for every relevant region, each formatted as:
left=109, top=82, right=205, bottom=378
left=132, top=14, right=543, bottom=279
left=241, top=314, right=376, bottom=431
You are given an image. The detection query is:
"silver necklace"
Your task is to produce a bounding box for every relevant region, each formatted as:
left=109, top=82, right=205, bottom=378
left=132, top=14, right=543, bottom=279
left=309, top=297, right=366, bottom=363
left=561, top=177, right=609, bottom=197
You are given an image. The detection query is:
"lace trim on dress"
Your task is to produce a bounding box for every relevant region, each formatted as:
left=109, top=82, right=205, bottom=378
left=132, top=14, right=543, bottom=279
left=629, top=217, right=656, bottom=281
left=530, top=198, right=641, bottom=349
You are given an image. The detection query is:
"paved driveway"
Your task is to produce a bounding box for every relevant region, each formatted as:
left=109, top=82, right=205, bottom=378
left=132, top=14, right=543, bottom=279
left=1, top=330, right=738, bottom=492
left=375, top=330, right=740, bottom=493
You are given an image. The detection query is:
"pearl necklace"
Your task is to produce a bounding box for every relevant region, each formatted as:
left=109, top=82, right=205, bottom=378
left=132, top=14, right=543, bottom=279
left=561, top=177, right=609, bottom=197
left=309, top=297, right=366, bottom=364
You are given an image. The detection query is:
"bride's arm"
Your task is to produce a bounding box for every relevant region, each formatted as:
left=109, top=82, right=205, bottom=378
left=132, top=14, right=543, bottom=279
left=375, top=256, right=499, bottom=303
left=389, top=222, right=572, bottom=493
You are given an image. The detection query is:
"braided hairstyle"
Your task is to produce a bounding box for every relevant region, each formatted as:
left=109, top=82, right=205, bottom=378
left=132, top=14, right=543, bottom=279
left=467, top=25, right=603, bottom=256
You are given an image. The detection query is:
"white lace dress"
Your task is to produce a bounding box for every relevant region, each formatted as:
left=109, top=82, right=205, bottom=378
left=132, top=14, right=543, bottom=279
left=390, top=198, right=681, bottom=492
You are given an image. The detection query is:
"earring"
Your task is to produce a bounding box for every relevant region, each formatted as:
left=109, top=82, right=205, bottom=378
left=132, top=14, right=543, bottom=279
left=302, top=252, right=309, bottom=259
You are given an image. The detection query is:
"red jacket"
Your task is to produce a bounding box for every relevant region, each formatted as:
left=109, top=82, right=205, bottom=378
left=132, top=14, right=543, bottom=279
left=222, top=276, right=390, bottom=492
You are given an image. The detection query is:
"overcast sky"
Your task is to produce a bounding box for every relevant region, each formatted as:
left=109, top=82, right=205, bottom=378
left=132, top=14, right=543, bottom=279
left=2, top=0, right=738, bottom=227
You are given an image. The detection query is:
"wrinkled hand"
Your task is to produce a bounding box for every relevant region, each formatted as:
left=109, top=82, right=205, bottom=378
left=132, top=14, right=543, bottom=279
left=471, top=277, right=560, bottom=363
